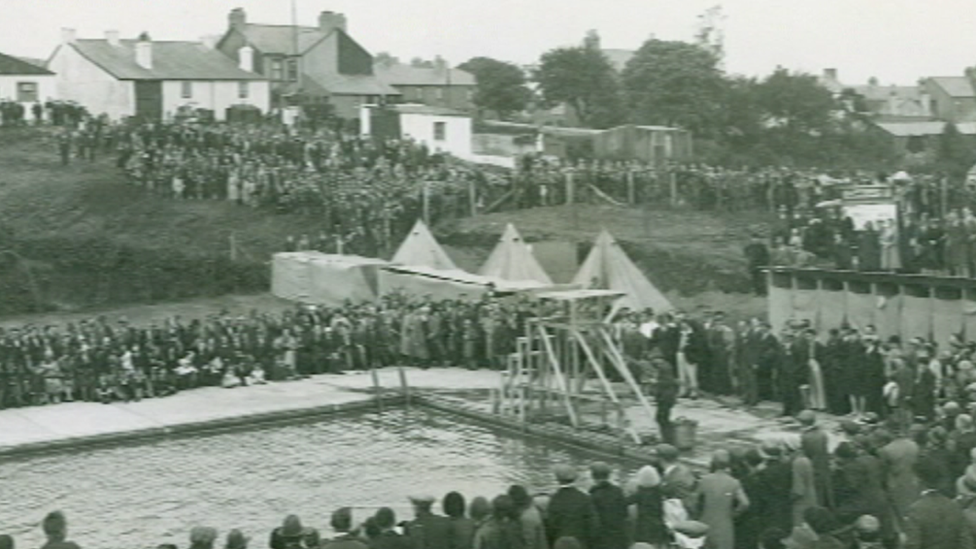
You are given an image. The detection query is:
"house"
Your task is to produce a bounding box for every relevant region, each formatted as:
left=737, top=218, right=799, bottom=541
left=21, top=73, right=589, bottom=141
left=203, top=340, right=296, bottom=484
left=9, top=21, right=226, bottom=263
left=47, top=29, right=269, bottom=121
left=820, top=69, right=932, bottom=119
left=373, top=61, right=475, bottom=112
left=872, top=120, right=976, bottom=153
left=216, top=8, right=399, bottom=119
left=922, top=76, right=976, bottom=123
left=360, top=104, right=472, bottom=160
left=0, top=50, right=55, bottom=106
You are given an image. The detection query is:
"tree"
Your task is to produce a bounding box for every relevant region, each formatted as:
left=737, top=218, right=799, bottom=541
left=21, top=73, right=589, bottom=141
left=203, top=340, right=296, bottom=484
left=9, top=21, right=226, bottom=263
left=534, top=39, right=625, bottom=129
left=753, top=68, right=837, bottom=134
left=457, top=57, right=531, bottom=119
left=373, top=52, right=400, bottom=68
left=410, top=57, right=435, bottom=68
left=694, top=5, right=726, bottom=62
left=938, top=122, right=976, bottom=182
left=621, top=39, right=727, bottom=136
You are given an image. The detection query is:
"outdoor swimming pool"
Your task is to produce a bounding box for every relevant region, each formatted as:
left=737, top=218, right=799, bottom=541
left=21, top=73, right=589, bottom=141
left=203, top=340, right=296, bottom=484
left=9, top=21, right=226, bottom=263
left=0, top=407, right=639, bottom=548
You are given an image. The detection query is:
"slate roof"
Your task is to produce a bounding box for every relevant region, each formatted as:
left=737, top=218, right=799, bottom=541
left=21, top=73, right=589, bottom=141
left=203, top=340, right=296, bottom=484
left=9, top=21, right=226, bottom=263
left=875, top=120, right=976, bottom=137
left=852, top=84, right=922, bottom=102
left=390, top=104, right=467, bottom=117
left=374, top=63, right=475, bottom=86
left=71, top=39, right=265, bottom=81
left=928, top=76, right=976, bottom=98
left=234, top=24, right=328, bottom=55
left=309, top=72, right=400, bottom=96
left=0, top=51, right=53, bottom=75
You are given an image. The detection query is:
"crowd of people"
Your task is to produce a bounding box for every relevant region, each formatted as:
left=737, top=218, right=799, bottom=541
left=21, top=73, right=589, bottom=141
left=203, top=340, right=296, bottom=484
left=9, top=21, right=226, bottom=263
left=0, top=99, right=90, bottom=127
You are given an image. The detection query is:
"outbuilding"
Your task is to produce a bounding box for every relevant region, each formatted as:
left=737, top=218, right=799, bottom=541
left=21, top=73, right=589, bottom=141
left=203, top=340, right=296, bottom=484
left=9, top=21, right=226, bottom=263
left=360, top=103, right=473, bottom=160
left=0, top=51, right=55, bottom=109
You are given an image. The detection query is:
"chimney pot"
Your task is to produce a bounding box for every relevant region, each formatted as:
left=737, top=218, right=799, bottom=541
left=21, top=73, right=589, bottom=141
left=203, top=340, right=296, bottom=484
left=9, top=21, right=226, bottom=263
left=823, top=68, right=837, bottom=81
left=229, top=7, right=247, bottom=30
left=319, top=11, right=347, bottom=33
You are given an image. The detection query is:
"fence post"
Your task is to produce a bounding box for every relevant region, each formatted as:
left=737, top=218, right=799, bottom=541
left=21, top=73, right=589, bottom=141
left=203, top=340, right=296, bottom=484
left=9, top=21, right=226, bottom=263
left=670, top=171, right=678, bottom=207
left=422, top=181, right=431, bottom=226
left=398, top=366, right=411, bottom=407
left=627, top=170, right=635, bottom=205
left=468, top=178, right=477, bottom=217
left=370, top=367, right=383, bottom=412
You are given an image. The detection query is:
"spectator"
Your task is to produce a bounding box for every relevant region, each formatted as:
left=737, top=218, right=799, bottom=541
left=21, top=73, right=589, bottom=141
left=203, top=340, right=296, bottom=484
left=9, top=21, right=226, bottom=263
left=625, top=465, right=668, bottom=547
left=369, top=508, right=410, bottom=549
left=405, top=495, right=453, bottom=549
left=322, top=508, right=367, bottom=549
left=546, top=465, right=599, bottom=549
left=903, top=457, right=974, bottom=549
left=443, top=492, right=475, bottom=549
left=697, top=450, right=749, bottom=549
left=509, top=485, right=548, bottom=549
left=189, top=527, right=219, bottom=549
left=41, top=511, right=81, bottom=549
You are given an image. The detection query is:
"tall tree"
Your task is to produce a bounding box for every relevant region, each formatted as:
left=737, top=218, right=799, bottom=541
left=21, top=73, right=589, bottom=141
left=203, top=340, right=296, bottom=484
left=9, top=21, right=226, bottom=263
left=753, top=68, right=837, bottom=134
left=938, top=122, right=976, bottom=182
left=621, top=39, right=727, bottom=136
left=373, top=52, right=400, bottom=68
left=534, top=39, right=625, bottom=129
left=694, top=5, right=726, bottom=62
left=457, top=57, right=531, bottom=119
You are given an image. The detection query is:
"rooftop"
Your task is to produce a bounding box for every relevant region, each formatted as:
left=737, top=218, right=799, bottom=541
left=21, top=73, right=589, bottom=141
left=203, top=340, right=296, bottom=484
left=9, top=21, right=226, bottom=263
left=374, top=63, right=475, bottom=87
left=70, top=39, right=265, bottom=81
left=233, top=24, right=330, bottom=55
left=928, top=76, right=976, bottom=98
left=0, top=51, right=53, bottom=76
left=389, top=103, right=467, bottom=117
left=874, top=120, right=976, bottom=137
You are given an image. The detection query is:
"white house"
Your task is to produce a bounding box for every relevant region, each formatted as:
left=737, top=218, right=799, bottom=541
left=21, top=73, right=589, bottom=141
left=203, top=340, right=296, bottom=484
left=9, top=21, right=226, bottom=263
left=360, top=103, right=472, bottom=160
left=0, top=51, right=56, bottom=106
left=47, top=29, right=270, bottom=121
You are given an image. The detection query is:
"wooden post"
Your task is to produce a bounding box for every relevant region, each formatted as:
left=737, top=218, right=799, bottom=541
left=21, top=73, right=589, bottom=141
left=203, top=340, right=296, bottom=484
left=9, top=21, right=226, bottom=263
left=335, top=235, right=344, bottom=255
left=669, top=171, right=678, bottom=207
left=468, top=177, right=477, bottom=217
left=422, top=181, right=431, bottom=226
left=398, top=366, right=410, bottom=407
left=627, top=170, right=635, bottom=205
left=566, top=171, right=575, bottom=205
left=370, top=368, right=384, bottom=412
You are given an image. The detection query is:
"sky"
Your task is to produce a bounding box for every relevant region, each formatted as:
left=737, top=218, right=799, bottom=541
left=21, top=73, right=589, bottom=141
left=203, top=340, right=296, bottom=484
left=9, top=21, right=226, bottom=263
left=1, top=0, right=974, bottom=86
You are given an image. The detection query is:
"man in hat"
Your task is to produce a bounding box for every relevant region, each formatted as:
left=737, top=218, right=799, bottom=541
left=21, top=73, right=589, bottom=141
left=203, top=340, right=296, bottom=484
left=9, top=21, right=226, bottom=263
left=546, top=464, right=599, bottom=549
left=588, top=462, right=627, bottom=549
left=798, top=411, right=833, bottom=510
left=269, top=515, right=310, bottom=549
left=903, top=457, right=974, bottom=549
left=744, top=234, right=770, bottom=296
left=405, top=495, right=453, bottom=549
left=653, top=355, right=679, bottom=444
left=657, top=443, right=698, bottom=515
left=755, top=441, right=794, bottom=534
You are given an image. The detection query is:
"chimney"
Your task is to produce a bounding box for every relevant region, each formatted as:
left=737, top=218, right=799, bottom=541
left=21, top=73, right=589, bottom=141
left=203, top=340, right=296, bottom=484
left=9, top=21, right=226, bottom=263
left=105, top=30, right=120, bottom=47
left=318, top=11, right=347, bottom=34
left=238, top=45, right=254, bottom=73
left=887, top=85, right=899, bottom=115
left=920, top=83, right=932, bottom=117
left=229, top=7, right=247, bottom=30
left=135, top=32, right=152, bottom=70
left=200, top=35, right=218, bottom=49
left=823, top=68, right=837, bottom=82
left=61, top=28, right=77, bottom=44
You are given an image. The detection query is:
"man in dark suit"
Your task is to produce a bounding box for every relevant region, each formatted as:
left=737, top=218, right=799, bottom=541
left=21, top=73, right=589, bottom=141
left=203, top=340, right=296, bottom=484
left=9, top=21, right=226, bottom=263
left=744, top=234, right=771, bottom=295
left=404, top=495, right=453, bottom=549
left=546, top=465, right=600, bottom=549
left=588, top=462, right=628, bottom=549
left=798, top=410, right=834, bottom=510
left=753, top=441, right=793, bottom=534
left=903, top=457, right=974, bottom=549
left=656, top=443, right=698, bottom=515
left=653, top=357, right=680, bottom=444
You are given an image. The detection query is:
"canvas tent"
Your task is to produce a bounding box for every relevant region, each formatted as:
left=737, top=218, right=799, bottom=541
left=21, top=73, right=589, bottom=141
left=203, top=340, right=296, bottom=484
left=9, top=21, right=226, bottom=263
left=391, top=219, right=457, bottom=270
left=478, top=224, right=554, bottom=285
left=572, top=230, right=673, bottom=313
left=272, top=252, right=388, bottom=305
left=379, top=265, right=547, bottom=301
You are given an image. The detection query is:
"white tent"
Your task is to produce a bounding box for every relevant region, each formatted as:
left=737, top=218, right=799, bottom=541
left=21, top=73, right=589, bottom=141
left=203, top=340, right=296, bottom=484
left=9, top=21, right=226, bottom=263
left=572, top=230, right=673, bottom=313
left=272, top=252, right=389, bottom=305
left=478, top=224, right=554, bottom=285
left=391, top=219, right=457, bottom=271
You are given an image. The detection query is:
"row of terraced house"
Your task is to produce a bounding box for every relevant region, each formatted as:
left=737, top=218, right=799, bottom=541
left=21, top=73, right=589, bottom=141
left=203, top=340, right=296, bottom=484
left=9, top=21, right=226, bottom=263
left=0, top=7, right=476, bottom=123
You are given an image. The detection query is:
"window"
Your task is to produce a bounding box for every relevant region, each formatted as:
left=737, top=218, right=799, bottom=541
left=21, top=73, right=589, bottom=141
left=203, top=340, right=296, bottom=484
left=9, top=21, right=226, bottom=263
left=467, top=88, right=474, bottom=101
left=435, top=87, right=444, bottom=100
left=287, top=59, right=299, bottom=82
left=270, top=59, right=283, bottom=81
left=181, top=81, right=192, bottom=99
left=238, top=81, right=249, bottom=99
left=433, top=121, right=446, bottom=141
left=16, top=82, right=38, bottom=102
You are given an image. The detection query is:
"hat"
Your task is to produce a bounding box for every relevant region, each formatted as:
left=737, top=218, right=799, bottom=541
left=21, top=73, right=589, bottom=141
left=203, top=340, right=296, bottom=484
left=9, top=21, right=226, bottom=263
left=409, top=494, right=436, bottom=505
left=636, top=465, right=661, bottom=488
left=655, top=443, right=679, bottom=461
left=190, top=527, right=218, bottom=547
left=759, top=440, right=783, bottom=459
left=553, top=464, right=578, bottom=484
left=854, top=514, right=880, bottom=535
left=834, top=441, right=858, bottom=460
left=280, top=515, right=304, bottom=539
left=590, top=462, right=612, bottom=480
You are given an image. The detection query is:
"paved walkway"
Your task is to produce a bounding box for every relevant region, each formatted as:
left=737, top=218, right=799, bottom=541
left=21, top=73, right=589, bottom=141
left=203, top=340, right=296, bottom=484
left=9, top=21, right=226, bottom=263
left=0, top=367, right=832, bottom=462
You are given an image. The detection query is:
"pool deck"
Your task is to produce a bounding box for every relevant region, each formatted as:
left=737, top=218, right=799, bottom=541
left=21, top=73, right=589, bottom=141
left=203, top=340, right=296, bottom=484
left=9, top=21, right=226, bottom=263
left=0, top=367, right=827, bottom=465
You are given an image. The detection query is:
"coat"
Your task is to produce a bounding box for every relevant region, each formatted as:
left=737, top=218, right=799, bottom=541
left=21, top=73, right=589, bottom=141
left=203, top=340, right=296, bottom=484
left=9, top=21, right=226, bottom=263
left=626, top=485, right=669, bottom=545
left=791, top=455, right=818, bottom=529
left=878, top=438, right=921, bottom=523
left=546, top=486, right=600, bottom=549
left=589, top=481, right=629, bottom=549
left=903, top=491, right=975, bottom=549
left=697, top=471, right=748, bottom=549
left=406, top=512, right=454, bottom=549
left=800, top=427, right=834, bottom=509
left=661, top=463, right=699, bottom=515
left=517, top=505, right=548, bottom=549
left=834, top=455, right=894, bottom=538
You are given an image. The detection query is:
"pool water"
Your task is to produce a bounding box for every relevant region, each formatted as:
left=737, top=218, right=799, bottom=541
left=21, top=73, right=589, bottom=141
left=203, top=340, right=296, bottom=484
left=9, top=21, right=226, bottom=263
left=0, top=408, right=639, bottom=549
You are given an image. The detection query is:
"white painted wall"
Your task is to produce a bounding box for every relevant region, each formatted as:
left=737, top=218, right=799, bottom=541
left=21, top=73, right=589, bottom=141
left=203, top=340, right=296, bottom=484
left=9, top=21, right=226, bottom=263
left=161, top=80, right=270, bottom=121
left=400, top=112, right=472, bottom=159
left=47, top=44, right=134, bottom=119
left=0, top=75, right=57, bottom=104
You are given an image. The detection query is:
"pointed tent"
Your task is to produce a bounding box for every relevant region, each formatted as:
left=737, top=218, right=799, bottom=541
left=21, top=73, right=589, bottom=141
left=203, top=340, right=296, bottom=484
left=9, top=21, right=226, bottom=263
left=391, top=219, right=457, bottom=271
left=572, top=230, right=673, bottom=313
left=478, top=224, right=554, bottom=285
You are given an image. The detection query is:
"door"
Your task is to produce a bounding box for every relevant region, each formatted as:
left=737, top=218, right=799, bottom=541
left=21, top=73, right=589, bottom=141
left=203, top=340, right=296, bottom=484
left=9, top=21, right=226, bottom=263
left=134, top=80, right=163, bottom=121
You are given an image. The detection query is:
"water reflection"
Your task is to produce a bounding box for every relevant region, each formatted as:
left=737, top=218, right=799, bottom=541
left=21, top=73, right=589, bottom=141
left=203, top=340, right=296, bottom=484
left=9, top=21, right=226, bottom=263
left=0, top=408, right=638, bottom=549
